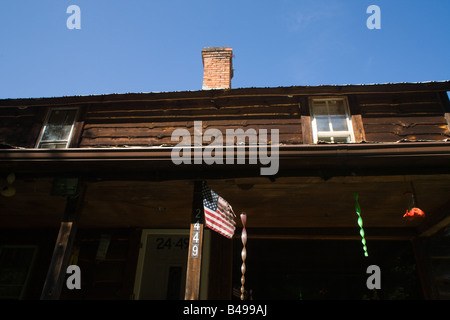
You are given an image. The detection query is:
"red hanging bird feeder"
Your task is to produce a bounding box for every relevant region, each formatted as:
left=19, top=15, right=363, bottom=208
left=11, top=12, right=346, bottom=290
left=403, top=207, right=425, bottom=219
left=403, top=191, right=425, bottom=220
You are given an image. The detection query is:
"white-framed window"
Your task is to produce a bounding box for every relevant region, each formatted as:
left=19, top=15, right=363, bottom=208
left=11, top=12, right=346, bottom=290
left=36, top=108, right=78, bottom=149
left=310, top=97, right=355, bottom=143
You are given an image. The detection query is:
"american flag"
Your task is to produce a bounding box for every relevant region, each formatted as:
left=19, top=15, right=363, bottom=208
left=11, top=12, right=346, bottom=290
left=202, top=182, right=236, bottom=239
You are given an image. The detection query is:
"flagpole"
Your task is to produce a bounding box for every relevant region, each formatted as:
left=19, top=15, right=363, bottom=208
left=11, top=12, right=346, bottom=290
left=184, top=180, right=204, bottom=300
left=240, top=213, right=247, bottom=300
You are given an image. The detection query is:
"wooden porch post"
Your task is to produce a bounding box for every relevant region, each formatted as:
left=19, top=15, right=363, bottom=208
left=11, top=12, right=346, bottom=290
left=40, top=180, right=85, bottom=300
left=184, top=180, right=204, bottom=300
left=412, top=237, right=433, bottom=299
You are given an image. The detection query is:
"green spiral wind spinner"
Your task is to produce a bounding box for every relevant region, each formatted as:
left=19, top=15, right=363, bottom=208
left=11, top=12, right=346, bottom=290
left=354, top=193, right=368, bottom=257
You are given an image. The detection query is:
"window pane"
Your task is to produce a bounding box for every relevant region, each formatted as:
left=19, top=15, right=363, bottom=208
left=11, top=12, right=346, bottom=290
left=317, top=136, right=332, bottom=143
left=316, top=116, right=331, bottom=131
left=38, top=142, right=68, bottom=149
left=41, top=109, right=77, bottom=142
left=326, top=100, right=346, bottom=115
left=333, top=136, right=351, bottom=143
left=330, top=115, right=348, bottom=131
left=312, top=104, right=328, bottom=115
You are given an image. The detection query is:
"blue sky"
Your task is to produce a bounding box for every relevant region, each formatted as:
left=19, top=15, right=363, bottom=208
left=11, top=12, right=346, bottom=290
left=0, top=0, right=449, bottom=99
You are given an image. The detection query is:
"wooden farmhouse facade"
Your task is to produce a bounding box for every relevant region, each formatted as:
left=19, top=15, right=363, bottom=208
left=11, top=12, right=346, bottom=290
left=1, top=48, right=450, bottom=300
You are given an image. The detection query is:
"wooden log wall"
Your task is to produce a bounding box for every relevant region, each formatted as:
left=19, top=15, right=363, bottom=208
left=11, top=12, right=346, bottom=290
left=79, top=92, right=450, bottom=148
left=0, top=106, right=43, bottom=148
left=357, top=92, right=450, bottom=142
left=1, top=90, right=449, bottom=149
left=79, top=97, right=303, bottom=148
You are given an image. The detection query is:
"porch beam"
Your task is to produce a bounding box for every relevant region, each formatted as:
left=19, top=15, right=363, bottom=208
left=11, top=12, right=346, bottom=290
left=40, top=180, right=85, bottom=300
left=184, top=181, right=204, bottom=300
left=1, top=142, right=450, bottom=180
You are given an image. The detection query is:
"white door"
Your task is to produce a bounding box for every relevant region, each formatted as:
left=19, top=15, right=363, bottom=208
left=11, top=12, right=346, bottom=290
left=134, top=230, right=189, bottom=299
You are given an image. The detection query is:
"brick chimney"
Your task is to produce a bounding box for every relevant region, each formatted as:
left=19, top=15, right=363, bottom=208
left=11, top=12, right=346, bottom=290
left=201, top=47, right=233, bottom=90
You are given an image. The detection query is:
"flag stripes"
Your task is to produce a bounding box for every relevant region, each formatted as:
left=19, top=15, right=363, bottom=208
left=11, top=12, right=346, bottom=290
left=202, top=182, right=236, bottom=239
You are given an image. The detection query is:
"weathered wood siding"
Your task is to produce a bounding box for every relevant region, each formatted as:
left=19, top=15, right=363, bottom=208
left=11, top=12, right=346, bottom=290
left=1, top=89, right=448, bottom=149
left=80, top=98, right=302, bottom=147
left=357, top=92, right=450, bottom=142
left=79, top=92, right=449, bottom=148
left=0, top=106, right=43, bottom=148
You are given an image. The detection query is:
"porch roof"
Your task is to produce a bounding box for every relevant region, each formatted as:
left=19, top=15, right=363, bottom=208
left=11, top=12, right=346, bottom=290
left=1, top=141, right=449, bottom=240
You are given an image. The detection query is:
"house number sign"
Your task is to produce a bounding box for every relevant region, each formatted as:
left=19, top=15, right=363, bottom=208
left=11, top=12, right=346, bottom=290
left=191, top=222, right=201, bottom=258
left=190, top=208, right=202, bottom=258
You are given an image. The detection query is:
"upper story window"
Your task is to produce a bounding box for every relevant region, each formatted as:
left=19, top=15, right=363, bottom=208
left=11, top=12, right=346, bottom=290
left=310, top=98, right=355, bottom=143
left=36, top=108, right=78, bottom=149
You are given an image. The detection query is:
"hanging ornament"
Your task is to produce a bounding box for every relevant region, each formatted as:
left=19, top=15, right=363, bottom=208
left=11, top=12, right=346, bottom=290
left=240, top=213, right=247, bottom=300
left=403, top=191, right=425, bottom=220
left=354, top=193, right=368, bottom=257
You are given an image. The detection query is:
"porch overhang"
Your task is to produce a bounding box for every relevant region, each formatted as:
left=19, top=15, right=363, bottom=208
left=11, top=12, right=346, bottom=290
left=1, top=141, right=450, bottom=179
left=1, top=141, right=449, bottom=240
